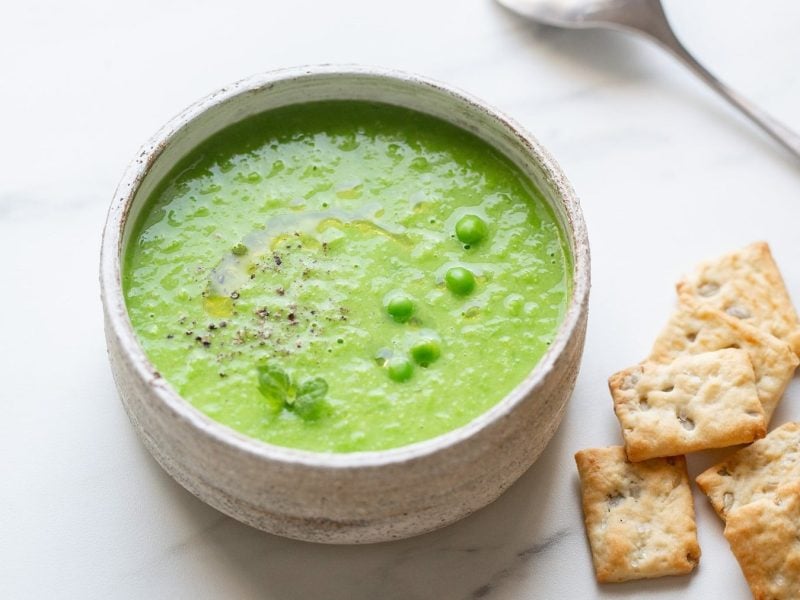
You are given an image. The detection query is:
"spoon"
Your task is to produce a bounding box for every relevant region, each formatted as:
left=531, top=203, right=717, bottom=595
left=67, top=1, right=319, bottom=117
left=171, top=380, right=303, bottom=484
left=497, top=0, right=800, bottom=160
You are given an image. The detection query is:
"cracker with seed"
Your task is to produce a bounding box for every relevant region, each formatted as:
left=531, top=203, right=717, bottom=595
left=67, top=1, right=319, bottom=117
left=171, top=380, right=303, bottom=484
left=696, top=421, right=800, bottom=520
left=609, top=349, right=765, bottom=462
left=649, top=302, right=798, bottom=422
left=724, top=480, right=800, bottom=599
left=676, top=242, right=800, bottom=355
left=575, top=447, right=700, bottom=583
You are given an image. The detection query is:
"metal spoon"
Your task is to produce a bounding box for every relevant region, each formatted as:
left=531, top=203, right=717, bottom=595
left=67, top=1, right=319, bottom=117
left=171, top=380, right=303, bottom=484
left=497, top=0, right=800, bottom=160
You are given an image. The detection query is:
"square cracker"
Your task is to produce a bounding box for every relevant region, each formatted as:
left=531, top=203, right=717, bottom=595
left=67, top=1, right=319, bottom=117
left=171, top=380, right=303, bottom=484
left=575, top=446, right=700, bottom=583
left=649, top=301, right=798, bottom=422
left=676, top=241, right=800, bottom=355
left=609, top=349, right=766, bottom=462
left=696, top=421, right=800, bottom=520
left=724, top=480, right=800, bottom=600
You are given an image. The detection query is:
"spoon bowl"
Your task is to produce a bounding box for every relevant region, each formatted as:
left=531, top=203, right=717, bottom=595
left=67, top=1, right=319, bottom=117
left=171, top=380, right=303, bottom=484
left=497, top=0, right=800, bottom=161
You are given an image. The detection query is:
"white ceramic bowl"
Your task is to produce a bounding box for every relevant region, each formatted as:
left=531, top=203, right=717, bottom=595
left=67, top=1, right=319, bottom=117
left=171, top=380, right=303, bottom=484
left=100, top=65, right=590, bottom=544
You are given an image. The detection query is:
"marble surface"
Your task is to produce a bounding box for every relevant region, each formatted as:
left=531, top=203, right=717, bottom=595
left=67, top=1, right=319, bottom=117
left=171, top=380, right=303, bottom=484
left=2, top=1, right=799, bottom=598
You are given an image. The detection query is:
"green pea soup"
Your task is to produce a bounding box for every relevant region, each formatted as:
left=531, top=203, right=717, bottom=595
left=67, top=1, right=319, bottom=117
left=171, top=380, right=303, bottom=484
left=123, top=100, right=572, bottom=452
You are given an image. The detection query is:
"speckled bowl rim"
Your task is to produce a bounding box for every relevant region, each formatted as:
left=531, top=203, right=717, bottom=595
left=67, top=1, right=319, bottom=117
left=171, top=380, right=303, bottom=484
left=100, top=64, right=590, bottom=470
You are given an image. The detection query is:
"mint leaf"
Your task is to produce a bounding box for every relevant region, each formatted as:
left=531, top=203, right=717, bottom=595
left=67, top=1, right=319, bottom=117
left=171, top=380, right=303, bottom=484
left=256, top=363, right=290, bottom=411
left=256, top=366, right=329, bottom=420
left=292, top=377, right=329, bottom=421
left=298, top=377, right=328, bottom=401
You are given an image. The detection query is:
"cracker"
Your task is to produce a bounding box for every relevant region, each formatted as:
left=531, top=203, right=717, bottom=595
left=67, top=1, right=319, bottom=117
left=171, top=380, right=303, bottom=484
left=609, top=350, right=765, bottom=462
left=676, top=242, right=800, bottom=355
left=649, top=302, right=798, bottom=422
left=695, top=421, right=800, bottom=520
left=724, top=480, right=800, bottom=599
left=575, top=446, right=700, bottom=583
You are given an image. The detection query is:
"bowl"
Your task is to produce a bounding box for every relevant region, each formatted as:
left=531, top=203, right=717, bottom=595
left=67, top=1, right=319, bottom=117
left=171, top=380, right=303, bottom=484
left=100, top=65, right=590, bottom=544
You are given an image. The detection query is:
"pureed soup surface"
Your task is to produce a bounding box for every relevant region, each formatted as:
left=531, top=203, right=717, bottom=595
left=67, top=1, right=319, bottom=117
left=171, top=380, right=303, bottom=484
left=124, top=101, right=571, bottom=452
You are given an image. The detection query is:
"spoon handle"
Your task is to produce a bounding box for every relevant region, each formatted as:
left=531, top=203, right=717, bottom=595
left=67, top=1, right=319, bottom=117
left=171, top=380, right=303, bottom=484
left=641, top=4, right=800, bottom=161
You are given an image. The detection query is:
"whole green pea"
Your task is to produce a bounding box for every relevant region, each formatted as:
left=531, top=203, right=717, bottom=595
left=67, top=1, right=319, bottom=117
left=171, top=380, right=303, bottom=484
left=411, top=338, right=441, bottom=367
left=445, top=266, right=476, bottom=296
left=455, top=215, right=487, bottom=245
left=387, top=357, right=414, bottom=382
left=386, top=294, right=414, bottom=323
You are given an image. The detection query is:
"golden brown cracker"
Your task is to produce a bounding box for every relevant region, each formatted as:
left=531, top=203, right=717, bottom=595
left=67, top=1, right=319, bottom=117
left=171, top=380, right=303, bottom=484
left=575, top=446, right=700, bottom=583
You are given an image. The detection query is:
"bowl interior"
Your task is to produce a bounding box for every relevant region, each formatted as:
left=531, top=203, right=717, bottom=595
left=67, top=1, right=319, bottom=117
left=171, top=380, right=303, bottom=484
left=109, top=66, right=589, bottom=466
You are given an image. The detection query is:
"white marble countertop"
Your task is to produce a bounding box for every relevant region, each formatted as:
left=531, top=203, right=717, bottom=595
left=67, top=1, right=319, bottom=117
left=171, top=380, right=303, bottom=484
left=3, top=1, right=799, bottom=598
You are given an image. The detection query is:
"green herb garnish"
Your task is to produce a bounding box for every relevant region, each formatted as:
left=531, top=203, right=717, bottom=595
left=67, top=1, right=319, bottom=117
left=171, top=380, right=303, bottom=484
left=292, top=377, right=329, bottom=421
left=256, top=364, right=330, bottom=421
left=256, top=363, right=291, bottom=412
